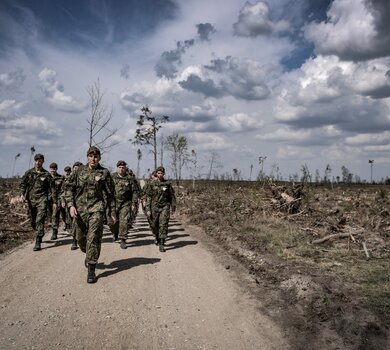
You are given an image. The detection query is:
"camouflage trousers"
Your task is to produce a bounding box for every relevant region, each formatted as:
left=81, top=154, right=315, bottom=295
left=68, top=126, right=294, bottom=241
left=74, top=211, right=104, bottom=265
left=109, top=203, right=131, bottom=240
left=150, top=206, right=171, bottom=239
left=51, top=203, right=66, bottom=230
left=28, top=199, right=47, bottom=238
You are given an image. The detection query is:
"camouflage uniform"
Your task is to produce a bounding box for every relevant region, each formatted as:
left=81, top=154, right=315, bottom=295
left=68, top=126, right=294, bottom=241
left=60, top=166, right=72, bottom=232
left=50, top=170, right=65, bottom=238
left=109, top=170, right=139, bottom=242
left=145, top=168, right=176, bottom=251
left=127, top=170, right=141, bottom=225
left=64, top=162, right=116, bottom=265
left=20, top=158, right=56, bottom=248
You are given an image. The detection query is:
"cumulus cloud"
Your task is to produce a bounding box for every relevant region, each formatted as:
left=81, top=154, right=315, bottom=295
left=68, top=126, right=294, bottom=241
left=0, top=114, right=60, bottom=133
left=216, top=112, right=264, bottom=132
left=196, top=23, right=216, bottom=41
left=0, top=99, right=23, bottom=117
left=154, top=40, right=195, bottom=78
left=178, top=56, right=278, bottom=100
left=305, top=0, right=390, bottom=61
left=38, top=68, right=87, bottom=113
left=233, top=1, right=289, bottom=37
left=0, top=68, right=26, bottom=91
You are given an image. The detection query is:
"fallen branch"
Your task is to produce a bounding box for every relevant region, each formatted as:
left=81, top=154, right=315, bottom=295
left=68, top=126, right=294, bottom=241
left=312, top=228, right=364, bottom=244
left=312, top=232, right=352, bottom=244
left=362, top=241, right=370, bottom=260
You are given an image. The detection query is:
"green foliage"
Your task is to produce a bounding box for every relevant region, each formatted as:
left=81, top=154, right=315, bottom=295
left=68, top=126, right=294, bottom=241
left=130, top=106, right=169, bottom=170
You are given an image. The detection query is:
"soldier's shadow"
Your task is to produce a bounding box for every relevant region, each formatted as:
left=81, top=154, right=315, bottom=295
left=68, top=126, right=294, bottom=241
left=97, top=257, right=160, bottom=279
left=165, top=239, right=198, bottom=250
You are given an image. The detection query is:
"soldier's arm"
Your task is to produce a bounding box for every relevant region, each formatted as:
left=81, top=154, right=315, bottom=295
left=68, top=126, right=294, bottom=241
left=63, top=173, right=77, bottom=208
left=19, top=170, right=30, bottom=198
left=104, top=171, right=116, bottom=216
left=170, top=184, right=177, bottom=212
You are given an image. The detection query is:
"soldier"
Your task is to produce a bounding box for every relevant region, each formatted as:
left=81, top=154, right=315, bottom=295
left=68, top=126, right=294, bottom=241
left=141, top=171, right=157, bottom=231
left=49, top=162, right=64, bottom=240
left=109, top=161, right=139, bottom=249
left=64, top=147, right=116, bottom=283
left=61, top=166, right=72, bottom=232
left=144, top=166, right=176, bottom=252
left=20, top=153, right=57, bottom=251
left=127, top=168, right=140, bottom=228
left=67, top=161, right=83, bottom=250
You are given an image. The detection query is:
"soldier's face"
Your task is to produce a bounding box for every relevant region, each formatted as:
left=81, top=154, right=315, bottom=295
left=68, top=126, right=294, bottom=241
left=35, top=159, right=44, bottom=169
left=88, top=154, right=100, bottom=169
left=117, top=165, right=126, bottom=176
left=50, top=167, right=57, bottom=176
left=156, top=170, right=164, bottom=180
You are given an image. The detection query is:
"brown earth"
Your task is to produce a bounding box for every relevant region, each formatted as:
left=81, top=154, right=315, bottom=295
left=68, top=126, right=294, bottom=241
left=0, top=178, right=389, bottom=349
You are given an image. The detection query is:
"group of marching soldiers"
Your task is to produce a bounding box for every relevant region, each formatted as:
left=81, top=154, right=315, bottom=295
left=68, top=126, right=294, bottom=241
left=20, top=146, right=176, bottom=283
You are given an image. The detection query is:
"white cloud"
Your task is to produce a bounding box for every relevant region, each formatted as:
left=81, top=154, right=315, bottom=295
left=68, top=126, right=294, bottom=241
left=305, top=0, right=390, bottom=61
left=38, top=68, right=88, bottom=113
left=0, top=99, right=24, bottom=117
left=233, top=1, right=289, bottom=37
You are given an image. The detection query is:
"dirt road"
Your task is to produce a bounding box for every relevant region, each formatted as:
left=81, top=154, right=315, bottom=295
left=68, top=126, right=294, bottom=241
left=0, top=213, right=289, bottom=350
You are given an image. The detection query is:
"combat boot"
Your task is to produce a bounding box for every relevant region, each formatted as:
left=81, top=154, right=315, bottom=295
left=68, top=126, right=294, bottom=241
left=120, top=239, right=127, bottom=249
left=113, top=232, right=119, bottom=242
left=50, top=228, right=58, bottom=240
left=159, top=238, right=166, bottom=252
left=70, top=237, right=78, bottom=250
left=154, top=237, right=160, bottom=245
left=87, top=264, right=97, bottom=283
left=33, top=236, right=42, bottom=251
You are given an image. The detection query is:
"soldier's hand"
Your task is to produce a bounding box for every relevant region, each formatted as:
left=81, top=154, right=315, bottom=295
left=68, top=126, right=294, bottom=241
left=53, top=203, right=57, bottom=211
left=70, top=206, right=78, bottom=218
left=61, top=201, right=66, bottom=208
left=111, top=215, right=117, bottom=225
left=146, top=210, right=151, bottom=217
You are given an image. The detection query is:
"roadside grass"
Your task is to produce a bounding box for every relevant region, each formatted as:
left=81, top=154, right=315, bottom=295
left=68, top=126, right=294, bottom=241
left=178, top=180, right=390, bottom=323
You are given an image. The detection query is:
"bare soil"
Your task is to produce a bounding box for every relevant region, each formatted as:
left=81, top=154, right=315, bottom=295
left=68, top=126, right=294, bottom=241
left=1, top=178, right=389, bottom=349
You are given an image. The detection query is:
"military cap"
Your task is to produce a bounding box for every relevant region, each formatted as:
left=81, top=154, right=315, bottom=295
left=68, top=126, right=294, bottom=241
left=155, top=166, right=165, bottom=173
left=64, top=166, right=71, bottom=172
left=49, top=162, right=58, bottom=169
left=73, top=161, right=83, bottom=167
left=116, top=160, right=127, bottom=167
left=34, top=153, right=44, bottom=161
left=87, top=146, right=101, bottom=156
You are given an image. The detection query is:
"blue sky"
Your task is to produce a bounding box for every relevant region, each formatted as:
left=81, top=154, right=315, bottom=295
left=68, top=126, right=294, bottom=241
left=1, top=0, right=390, bottom=181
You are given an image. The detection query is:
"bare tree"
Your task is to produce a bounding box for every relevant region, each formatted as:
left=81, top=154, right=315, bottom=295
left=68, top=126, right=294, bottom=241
left=86, top=79, right=118, bottom=152
left=206, top=152, right=222, bottom=180
left=136, top=149, right=142, bottom=178
left=130, top=106, right=169, bottom=170
left=165, top=133, right=188, bottom=185
left=232, top=168, right=241, bottom=181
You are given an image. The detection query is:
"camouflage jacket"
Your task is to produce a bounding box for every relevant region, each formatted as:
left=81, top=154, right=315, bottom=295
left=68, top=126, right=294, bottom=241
left=20, top=168, right=57, bottom=203
left=64, top=164, right=116, bottom=215
left=145, top=179, right=176, bottom=212
left=51, top=173, right=64, bottom=203
left=111, top=172, right=139, bottom=206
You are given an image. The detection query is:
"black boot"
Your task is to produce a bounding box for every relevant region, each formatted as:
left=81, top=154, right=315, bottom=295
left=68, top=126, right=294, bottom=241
left=33, top=236, right=42, bottom=251
left=154, top=237, right=160, bottom=245
left=113, top=232, right=119, bottom=242
left=51, top=228, right=58, bottom=240
left=87, top=264, right=97, bottom=283
left=71, top=237, right=78, bottom=250
left=159, top=238, right=166, bottom=252
left=120, top=239, right=127, bottom=249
